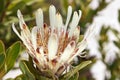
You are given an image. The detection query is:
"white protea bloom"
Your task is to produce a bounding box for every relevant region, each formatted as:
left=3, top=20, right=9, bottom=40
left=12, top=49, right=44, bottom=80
left=12, top=5, right=94, bottom=76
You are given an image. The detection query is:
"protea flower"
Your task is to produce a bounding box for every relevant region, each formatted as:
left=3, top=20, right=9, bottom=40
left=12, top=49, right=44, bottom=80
left=12, top=5, right=93, bottom=77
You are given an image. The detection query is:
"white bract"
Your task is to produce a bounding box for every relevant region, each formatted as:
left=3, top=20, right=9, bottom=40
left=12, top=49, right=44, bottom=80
left=12, top=5, right=93, bottom=76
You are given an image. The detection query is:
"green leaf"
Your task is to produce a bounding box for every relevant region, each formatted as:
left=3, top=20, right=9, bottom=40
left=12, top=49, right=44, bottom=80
left=0, top=40, right=5, bottom=53
left=19, top=60, right=35, bottom=80
left=0, top=65, right=6, bottom=79
left=69, top=72, right=79, bottom=80
left=0, top=40, right=5, bottom=68
left=0, top=53, right=5, bottom=69
left=0, top=40, right=6, bottom=78
left=15, top=74, right=29, bottom=80
left=6, top=41, right=21, bottom=72
left=61, top=61, right=92, bottom=80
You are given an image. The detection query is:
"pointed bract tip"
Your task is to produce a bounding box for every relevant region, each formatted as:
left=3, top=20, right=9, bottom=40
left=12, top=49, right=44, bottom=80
left=49, top=5, right=56, bottom=12
left=17, top=10, right=22, bottom=19
left=50, top=5, right=55, bottom=8
left=37, top=8, right=43, bottom=13
left=68, top=6, right=72, bottom=10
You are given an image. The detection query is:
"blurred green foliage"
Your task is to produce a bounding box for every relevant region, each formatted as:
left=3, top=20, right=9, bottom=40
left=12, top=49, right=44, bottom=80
left=0, top=40, right=21, bottom=79
left=1, top=0, right=120, bottom=80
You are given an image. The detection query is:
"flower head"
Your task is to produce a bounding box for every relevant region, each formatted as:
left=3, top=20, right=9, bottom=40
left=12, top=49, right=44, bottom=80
left=12, top=5, right=93, bottom=76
